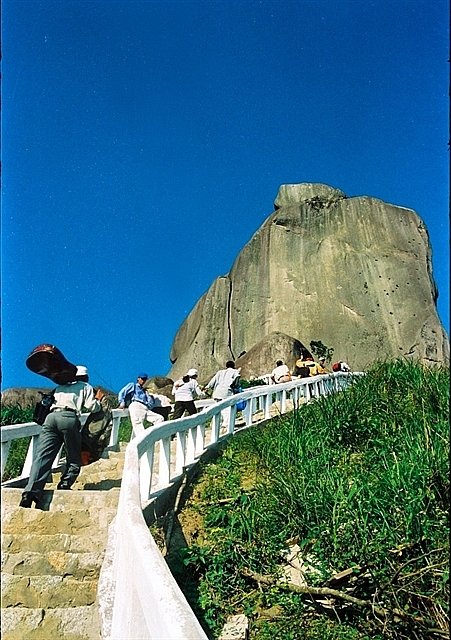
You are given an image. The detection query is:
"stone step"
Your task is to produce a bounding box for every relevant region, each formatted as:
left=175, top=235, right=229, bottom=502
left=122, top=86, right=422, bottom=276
left=2, top=532, right=107, bottom=554
left=2, top=503, right=118, bottom=536
left=2, top=573, right=98, bottom=608
left=2, top=550, right=103, bottom=579
left=1, top=605, right=100, bottom=640
left=0, top=451, right=125, bottom=640
left=1, top=488, right=120, bottom=510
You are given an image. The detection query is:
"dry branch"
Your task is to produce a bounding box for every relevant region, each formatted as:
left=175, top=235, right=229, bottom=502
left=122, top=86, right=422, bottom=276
left=240, top=567, right=447, bottom=635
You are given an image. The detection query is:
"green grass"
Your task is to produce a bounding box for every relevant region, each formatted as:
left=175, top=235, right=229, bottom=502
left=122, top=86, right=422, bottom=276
left=166, top=360, right=449, bottom=639
left=1, top=405, right=34, bottom=482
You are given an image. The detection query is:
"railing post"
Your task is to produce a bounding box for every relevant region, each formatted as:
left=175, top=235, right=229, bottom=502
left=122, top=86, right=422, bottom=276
left=110, top=414, right=121, bottom=447
left=244, top=398, right=253, bottom=426
left=210, top=412, right=221, bottom=444
left=195, top=423, right=205, bottom=455
left=1, top=442, right=12, bottom=478
left=21, top=435, right=39, bottom=478
left=186, top=427, right=196, bottom=465
left=228, top=404, right=237, bottom=434
left=175, top=431, right=187, bottom=475
left=158, top=436, right=171, bottom=488
left=281, top=389, right=287, bottom=414
left=263, top=392, right=271, bottom=420
left=139, top=444, right=154, bottom=501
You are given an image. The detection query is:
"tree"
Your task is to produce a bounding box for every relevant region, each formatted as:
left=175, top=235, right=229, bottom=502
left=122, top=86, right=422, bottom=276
left=309, top=340, right=334, bottom=363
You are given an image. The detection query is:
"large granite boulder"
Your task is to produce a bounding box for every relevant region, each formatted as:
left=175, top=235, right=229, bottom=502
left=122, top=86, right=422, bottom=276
left=168, top=183, right=449, bottom=381
left=235, top=331, right=309, bottom=381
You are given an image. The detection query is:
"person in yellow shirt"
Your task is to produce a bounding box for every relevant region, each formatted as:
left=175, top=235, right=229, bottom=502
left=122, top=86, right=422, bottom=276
left=295, top=355, right=321, bottom=377
left=316, top=356, right=329, bottom=374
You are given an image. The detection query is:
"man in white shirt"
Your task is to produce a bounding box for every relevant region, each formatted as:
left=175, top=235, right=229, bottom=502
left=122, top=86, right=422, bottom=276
left=271, top=360, right=292, bottom=384
left=20, top=365, right=101, bottom=508
left=204, top=361, right=240, bottom=427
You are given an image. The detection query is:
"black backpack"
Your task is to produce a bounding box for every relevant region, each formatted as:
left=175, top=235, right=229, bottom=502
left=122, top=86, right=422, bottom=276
left=123, top=385, right=136, bottom=408
left=33, top=390, right=56, bottom=425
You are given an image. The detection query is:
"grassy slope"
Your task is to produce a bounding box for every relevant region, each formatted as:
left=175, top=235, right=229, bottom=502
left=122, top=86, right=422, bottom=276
left=166, top=361, right=449, bottom=640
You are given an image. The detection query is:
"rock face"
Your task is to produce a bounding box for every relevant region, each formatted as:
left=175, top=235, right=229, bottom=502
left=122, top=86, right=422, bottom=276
left=234, top=332, right=309, bottom=381
left=168, top=183, right=449, bottom=381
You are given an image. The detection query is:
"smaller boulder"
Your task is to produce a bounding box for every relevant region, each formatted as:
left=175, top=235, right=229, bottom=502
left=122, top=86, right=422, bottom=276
left=236, top=332, right=309, bottom=380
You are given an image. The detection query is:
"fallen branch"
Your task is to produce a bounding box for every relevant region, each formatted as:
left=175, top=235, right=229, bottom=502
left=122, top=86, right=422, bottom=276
left=240, top=567, right=446, bottom=634
left=241, top=567, right=388, bottom=616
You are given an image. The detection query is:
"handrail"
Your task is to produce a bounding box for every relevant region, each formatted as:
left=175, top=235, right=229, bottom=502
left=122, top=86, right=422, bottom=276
left=1, top=373, right=363, bottom=638
left=1, top=414, right=92, bottom=481
left=106, top=372, right=362, bottom=639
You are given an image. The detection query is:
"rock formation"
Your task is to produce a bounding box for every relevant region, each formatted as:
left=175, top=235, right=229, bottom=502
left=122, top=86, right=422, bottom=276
left=234, top=331, right=309, bottom=381
left=168, top=183, right=449, bottom=381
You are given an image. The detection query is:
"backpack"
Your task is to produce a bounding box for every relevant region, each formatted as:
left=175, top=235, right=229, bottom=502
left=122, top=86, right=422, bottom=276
left=332, top=363, right=341, bottom=372
left=235, top=387, right=247, bottom=411
left=124, top=385, right=136, bottom=408
left=33, top=390, right=55, bottom=425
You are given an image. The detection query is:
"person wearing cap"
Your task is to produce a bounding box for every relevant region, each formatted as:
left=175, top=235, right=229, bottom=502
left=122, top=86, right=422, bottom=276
left=117, top=373, right=164, bottom=437
left=294, top=355, right=321, bottom=377
left=172, top=368, right=205, bottom=420
left=316, top=356, right=329, bottom=374
left=20, top=365, right=102, bottom=508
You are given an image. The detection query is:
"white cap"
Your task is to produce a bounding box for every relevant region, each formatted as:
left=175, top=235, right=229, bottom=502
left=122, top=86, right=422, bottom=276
left=187, top=368, right=198, bottom=377
left=76, top=365, right=89, bottom=377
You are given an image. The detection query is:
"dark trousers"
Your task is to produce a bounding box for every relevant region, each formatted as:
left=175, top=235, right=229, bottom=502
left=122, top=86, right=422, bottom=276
left=24, top=410, right=82, bottom=500
left=172, top=400, right=197, bottom=420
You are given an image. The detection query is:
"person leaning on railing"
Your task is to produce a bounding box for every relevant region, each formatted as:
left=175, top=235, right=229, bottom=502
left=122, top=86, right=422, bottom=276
left=203, top=361, right=241, bottom=427
left=117, top=372, right=164, bottom=436
left=19, top=365, right=102, bottom=508
left=270, top=360, right=292, bottom=384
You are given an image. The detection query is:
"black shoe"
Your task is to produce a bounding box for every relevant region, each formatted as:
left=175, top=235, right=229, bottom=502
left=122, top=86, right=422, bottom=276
left=57, top=481, right=72, bottom=490
left=19, top=492, right=40, bottom=508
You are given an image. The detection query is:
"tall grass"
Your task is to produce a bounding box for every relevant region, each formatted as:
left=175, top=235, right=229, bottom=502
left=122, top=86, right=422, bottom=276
left=174, top=360, right=449, bottom=639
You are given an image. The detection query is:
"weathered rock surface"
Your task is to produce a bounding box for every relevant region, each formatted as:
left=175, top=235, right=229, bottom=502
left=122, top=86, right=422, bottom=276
left=235, top=331, right=309, bottom=380
left=168, top=183, right=449, bottom=381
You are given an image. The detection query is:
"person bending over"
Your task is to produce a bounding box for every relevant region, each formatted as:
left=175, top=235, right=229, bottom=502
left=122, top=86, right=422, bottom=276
left=118, top=372, right=164, bottom=437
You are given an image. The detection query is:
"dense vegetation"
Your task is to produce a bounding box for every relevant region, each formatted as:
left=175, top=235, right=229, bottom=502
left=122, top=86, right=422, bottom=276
left=162, top=361, right=449, bottom=639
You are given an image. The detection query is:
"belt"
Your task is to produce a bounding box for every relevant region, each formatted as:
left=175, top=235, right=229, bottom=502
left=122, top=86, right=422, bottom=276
left=51, top=407, right=77, bottom=413
left=132, top=400, right=148, bottom=407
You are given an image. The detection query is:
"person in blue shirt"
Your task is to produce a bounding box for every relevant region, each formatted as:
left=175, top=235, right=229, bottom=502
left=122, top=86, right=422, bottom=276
left=118, top=372, right=164, bottom=437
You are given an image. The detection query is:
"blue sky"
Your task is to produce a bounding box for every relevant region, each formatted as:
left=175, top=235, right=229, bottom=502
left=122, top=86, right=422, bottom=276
left=2, top=0, right=449, bottom=392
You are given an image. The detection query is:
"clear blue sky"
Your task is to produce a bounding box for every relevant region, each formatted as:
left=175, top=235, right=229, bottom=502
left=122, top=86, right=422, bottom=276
left=2, top=0, right=449, bottom=392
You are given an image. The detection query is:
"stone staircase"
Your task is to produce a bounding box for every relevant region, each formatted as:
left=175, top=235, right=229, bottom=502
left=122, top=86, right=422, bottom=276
left=1, top=446, right=126, bottom=640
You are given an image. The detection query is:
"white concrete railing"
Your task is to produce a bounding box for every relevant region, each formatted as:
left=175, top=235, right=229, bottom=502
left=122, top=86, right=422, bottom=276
left=1, top=399, right=215, bottom=483
left=1, top=414, right=95, bottom=482
left=107, top=372, right=361, bottom=639
left=1, top=373, right=362, bottom=639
